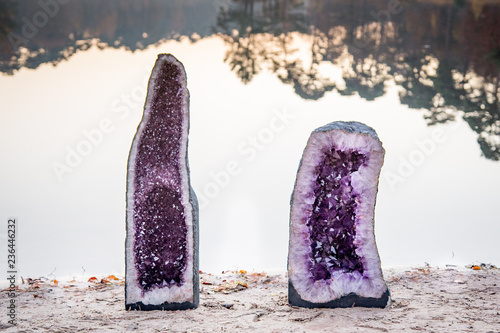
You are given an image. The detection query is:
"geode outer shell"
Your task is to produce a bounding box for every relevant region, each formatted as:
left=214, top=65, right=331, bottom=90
left=125, top=54, right=199, bottom=310
left=288, top=121, right=390, bottom=308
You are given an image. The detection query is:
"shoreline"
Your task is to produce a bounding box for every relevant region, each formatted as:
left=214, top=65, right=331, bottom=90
left=1, top=265, right=498, bottom=332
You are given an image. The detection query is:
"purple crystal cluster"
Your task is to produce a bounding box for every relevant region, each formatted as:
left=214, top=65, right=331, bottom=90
left=307, top=148, right=366, bottom=281
left=133, top=60, right=188, bottom=292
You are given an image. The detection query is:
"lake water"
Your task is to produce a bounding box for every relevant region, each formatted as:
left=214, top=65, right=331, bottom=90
left=1, top=0, right=499, bottom=279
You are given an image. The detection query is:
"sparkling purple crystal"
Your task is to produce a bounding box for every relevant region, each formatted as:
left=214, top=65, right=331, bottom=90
left=125, top=54, right=198, bottom=310
left=307, top=148, right=366, bottom=281
left=133, top=60, right=188, bottom=292
left=288, top=121, right=390, bottom=308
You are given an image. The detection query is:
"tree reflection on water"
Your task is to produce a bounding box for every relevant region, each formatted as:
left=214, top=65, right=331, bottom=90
left=0, top=0, right=498, bottom=160
left=217, top=0, right=500, bottom=160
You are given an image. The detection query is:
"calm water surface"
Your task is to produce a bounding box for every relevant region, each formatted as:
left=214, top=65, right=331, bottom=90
left=0, top=0, right=499, bottom=278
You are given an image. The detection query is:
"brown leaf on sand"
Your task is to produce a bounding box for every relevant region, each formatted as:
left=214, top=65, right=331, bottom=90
left=214, top=280, right=248, bottom=294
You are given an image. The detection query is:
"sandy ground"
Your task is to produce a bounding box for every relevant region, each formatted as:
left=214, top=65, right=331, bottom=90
left=0, top=265, right=499, bottom=333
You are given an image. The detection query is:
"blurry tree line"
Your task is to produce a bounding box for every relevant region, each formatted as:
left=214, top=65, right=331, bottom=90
left=217, top=0, right=500, bottom=160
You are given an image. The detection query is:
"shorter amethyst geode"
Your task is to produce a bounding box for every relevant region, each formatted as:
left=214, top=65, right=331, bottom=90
left=125, top=54, right=198, bottom=310
left=288, top=121, right=390, bottom=308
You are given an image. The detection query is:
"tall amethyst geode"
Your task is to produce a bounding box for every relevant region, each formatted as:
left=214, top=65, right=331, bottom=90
left=288, top=121, right=390, bottom=308
left=125, top=54, right=199, bottom=310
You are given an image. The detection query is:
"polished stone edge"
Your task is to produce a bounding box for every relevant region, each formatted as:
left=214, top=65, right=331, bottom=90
left=190, top=187, right=200, bottom=308
left=288, top=281, right=391, bottom=308
left=126, top=300, right=197, bottom=311
left=312, top=121, right=379, bottom=140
